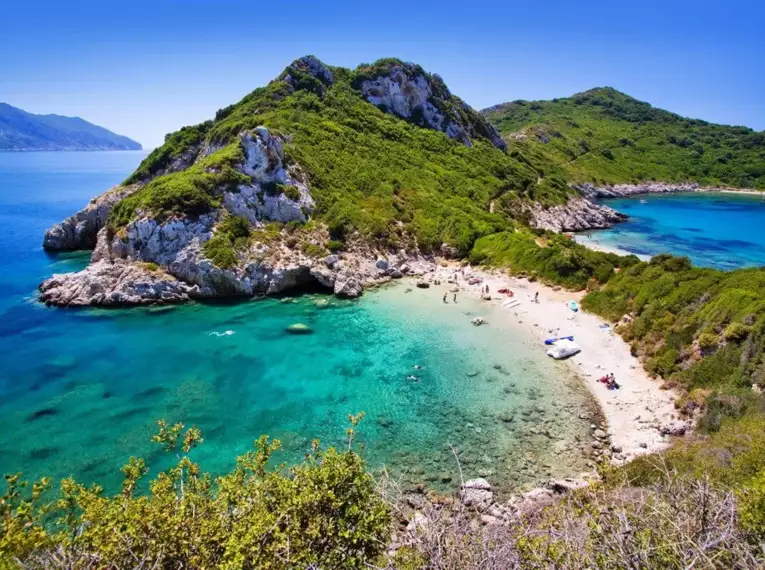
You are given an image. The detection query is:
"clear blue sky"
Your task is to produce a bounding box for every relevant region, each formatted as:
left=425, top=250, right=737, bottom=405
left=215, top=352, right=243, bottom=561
left=2, top=0, right=763, bottom=148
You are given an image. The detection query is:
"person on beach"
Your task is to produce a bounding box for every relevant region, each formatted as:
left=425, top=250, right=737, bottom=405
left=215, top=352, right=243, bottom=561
left=534, top=292, right=539, bottom=303
left=443, top=293, right=448, bottom=303
left=453, top=293, right=457, bottom=303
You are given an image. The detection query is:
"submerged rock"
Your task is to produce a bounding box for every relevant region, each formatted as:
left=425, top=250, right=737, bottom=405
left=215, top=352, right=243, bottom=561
left=286, top=323, right=313, bottom=335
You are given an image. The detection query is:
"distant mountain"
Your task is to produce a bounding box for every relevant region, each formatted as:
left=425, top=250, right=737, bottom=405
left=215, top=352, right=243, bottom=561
left=483, top=87, right=765, bottom=189
left=0, top=103, right=142, bottom=151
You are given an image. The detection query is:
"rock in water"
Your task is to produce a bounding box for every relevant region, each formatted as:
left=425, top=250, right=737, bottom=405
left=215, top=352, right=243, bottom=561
left=333, top=275, right=362, bottom=298
left=38, top=260, right=193, bottom=307
left=286, top=323, right=313, bottom=335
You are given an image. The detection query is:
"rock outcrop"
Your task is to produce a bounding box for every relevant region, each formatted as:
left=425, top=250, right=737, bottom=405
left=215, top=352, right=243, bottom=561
left=42, top=185, right=138, bottom=251
left=356, top=60, right=506, bottom=151
left=282, top=55, right=335, bottom=94
left=576, top=182, right=700, bottom=199
left=39, top=260, right=194, bottom=307
left=527, top=197, right=627, bottom=233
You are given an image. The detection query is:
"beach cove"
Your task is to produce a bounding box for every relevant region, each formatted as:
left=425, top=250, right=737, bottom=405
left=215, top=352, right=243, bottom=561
left=0, top=151, right=683, bottom=501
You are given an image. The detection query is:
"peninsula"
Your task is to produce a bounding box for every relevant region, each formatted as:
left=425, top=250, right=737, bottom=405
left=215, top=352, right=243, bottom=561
left=0, top=102, right=142, bottom=151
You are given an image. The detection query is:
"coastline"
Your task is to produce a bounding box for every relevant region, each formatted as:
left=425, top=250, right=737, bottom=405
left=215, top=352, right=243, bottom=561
left=428, top=264, right=680, bottom=464
left=572, top=234, right=651, bottom=260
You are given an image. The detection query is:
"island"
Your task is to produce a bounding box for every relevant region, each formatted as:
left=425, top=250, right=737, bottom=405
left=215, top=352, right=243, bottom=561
left=0, top=102, right=142, bottom=151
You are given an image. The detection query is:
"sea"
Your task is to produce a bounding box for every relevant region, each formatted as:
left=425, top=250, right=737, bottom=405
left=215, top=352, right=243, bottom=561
left=575, top=192, right=765, bottom=270
left=0, top=151, right=597, bottom=496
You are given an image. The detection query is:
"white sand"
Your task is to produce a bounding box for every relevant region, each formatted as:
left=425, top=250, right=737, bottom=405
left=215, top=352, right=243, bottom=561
left=573, top=235, right=651, bottom=261
left=429, top=263, right=681, bottom=464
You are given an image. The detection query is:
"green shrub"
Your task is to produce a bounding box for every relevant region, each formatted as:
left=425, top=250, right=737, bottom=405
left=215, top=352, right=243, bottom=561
left=698, top=332, right=719, bottom=350
left=202, top=234, right=238, bottom=268
left=0, top=419, right=390, bottom=569
left=302, top=242, right=327, bottom=258
left=283, top=185, right=301, bottom=201
left=325, top=239, right=344, bottom=252
left=471, top=230, right=629, bottom=290
left=725, top=322, right=751, bottom=342
left=110, top=143, right=249, bottom=228
left=202, top=214, right=252, bottom=269
left=738, top=469, right=765, bottom=540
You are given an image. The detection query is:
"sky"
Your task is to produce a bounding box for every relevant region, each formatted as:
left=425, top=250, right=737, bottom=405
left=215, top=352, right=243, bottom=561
left=2, top=0, right=763, bottom=149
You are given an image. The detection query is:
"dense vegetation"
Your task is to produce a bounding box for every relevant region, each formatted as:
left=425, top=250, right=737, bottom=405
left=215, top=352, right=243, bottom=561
left=470, top=229, right=639, bottom=289
left=484, top=87, right=765, bottom=189
left=1, top=418, right=390, bottom=569
left=112, top=57, right=572, bottom=255
left=583, top=254, right=765, bottom=430
left=15, top=57, right=765, bottom=567
left=110, top=142, right=248, bottom=228
left=3, top=417, right=764, bottom=569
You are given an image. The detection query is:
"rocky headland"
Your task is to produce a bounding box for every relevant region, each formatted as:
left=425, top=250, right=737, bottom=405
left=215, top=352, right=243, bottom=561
left=526, top=196, right=626, bottom=233
left=575, top=181, right=702, bottom=199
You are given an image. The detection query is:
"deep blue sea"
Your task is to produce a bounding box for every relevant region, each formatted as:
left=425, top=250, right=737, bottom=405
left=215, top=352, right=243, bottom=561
left=0, top=152, right=596, bottom=496
left=576, top=193, right=765, bottom=270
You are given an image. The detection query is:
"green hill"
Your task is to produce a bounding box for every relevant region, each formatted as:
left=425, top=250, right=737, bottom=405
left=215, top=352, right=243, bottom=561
left=113, top=56, right=572, bottom=257
left=483, top=87, right=765, bottom=189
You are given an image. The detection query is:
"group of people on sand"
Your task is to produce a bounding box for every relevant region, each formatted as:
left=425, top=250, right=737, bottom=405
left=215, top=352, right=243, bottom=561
left=442, top=292, right=458, bottom=303
left=599, top=373, right=620, bottom=390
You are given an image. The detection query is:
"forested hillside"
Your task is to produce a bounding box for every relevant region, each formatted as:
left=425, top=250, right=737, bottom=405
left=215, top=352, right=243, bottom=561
left=484, top=87, right=765, bottom=189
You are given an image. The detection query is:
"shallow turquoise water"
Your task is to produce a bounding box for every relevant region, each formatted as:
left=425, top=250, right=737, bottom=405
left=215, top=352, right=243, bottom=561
left=0, top=152, right=598, bottom=496
left=577, top=193, right=765, bottom=270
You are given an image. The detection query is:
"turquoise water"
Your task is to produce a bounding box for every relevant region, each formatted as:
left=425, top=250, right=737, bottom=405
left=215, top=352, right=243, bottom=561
left=0, top=152, right=596, bottom=495
left=577, top=193, right=765, bottom=270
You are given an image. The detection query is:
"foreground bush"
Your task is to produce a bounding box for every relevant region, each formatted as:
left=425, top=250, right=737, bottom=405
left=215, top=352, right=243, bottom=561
left=393, top=465, right=764, bottom=569
left=1, top=417, right=390, bottom=569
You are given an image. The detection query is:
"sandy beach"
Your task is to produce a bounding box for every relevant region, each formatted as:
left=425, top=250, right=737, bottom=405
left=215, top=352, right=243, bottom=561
left=428, top=263, right=681, bottom=464
left=573, top=235, right=652, bottom=260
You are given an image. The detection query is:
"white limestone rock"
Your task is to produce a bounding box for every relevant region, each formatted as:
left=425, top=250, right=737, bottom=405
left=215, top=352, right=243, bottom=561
left=43, top=185, right=139, bottom=251
left=38, top=260, right=194, bottom=307
left=528, top=197, right=627, bottom=233
left=460, top=478, right=493, bottom=510
left=358, top=62, right=506, bottom=150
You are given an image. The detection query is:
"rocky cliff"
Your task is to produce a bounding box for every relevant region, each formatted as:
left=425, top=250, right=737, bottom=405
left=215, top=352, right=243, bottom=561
left=43, top=185, right=139, bottom=251
left=526, top=196, right=627, bottom=233
left=38, top=56, right=576, bottom=307
left=39, top=126, right=431, bottom=307
left=354, top=59, right=506, bottom=150
left=575, top=182, right=701, bottom=199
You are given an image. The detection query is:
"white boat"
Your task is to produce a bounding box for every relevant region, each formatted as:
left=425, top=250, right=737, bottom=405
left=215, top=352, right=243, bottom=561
left=546, top=339, right=581, bottom=360
left=502, top=299, right=522, bottom=310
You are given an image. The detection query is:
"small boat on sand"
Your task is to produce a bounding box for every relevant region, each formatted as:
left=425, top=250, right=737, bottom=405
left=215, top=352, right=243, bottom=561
left=546, top=339, right=581, bottom=359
